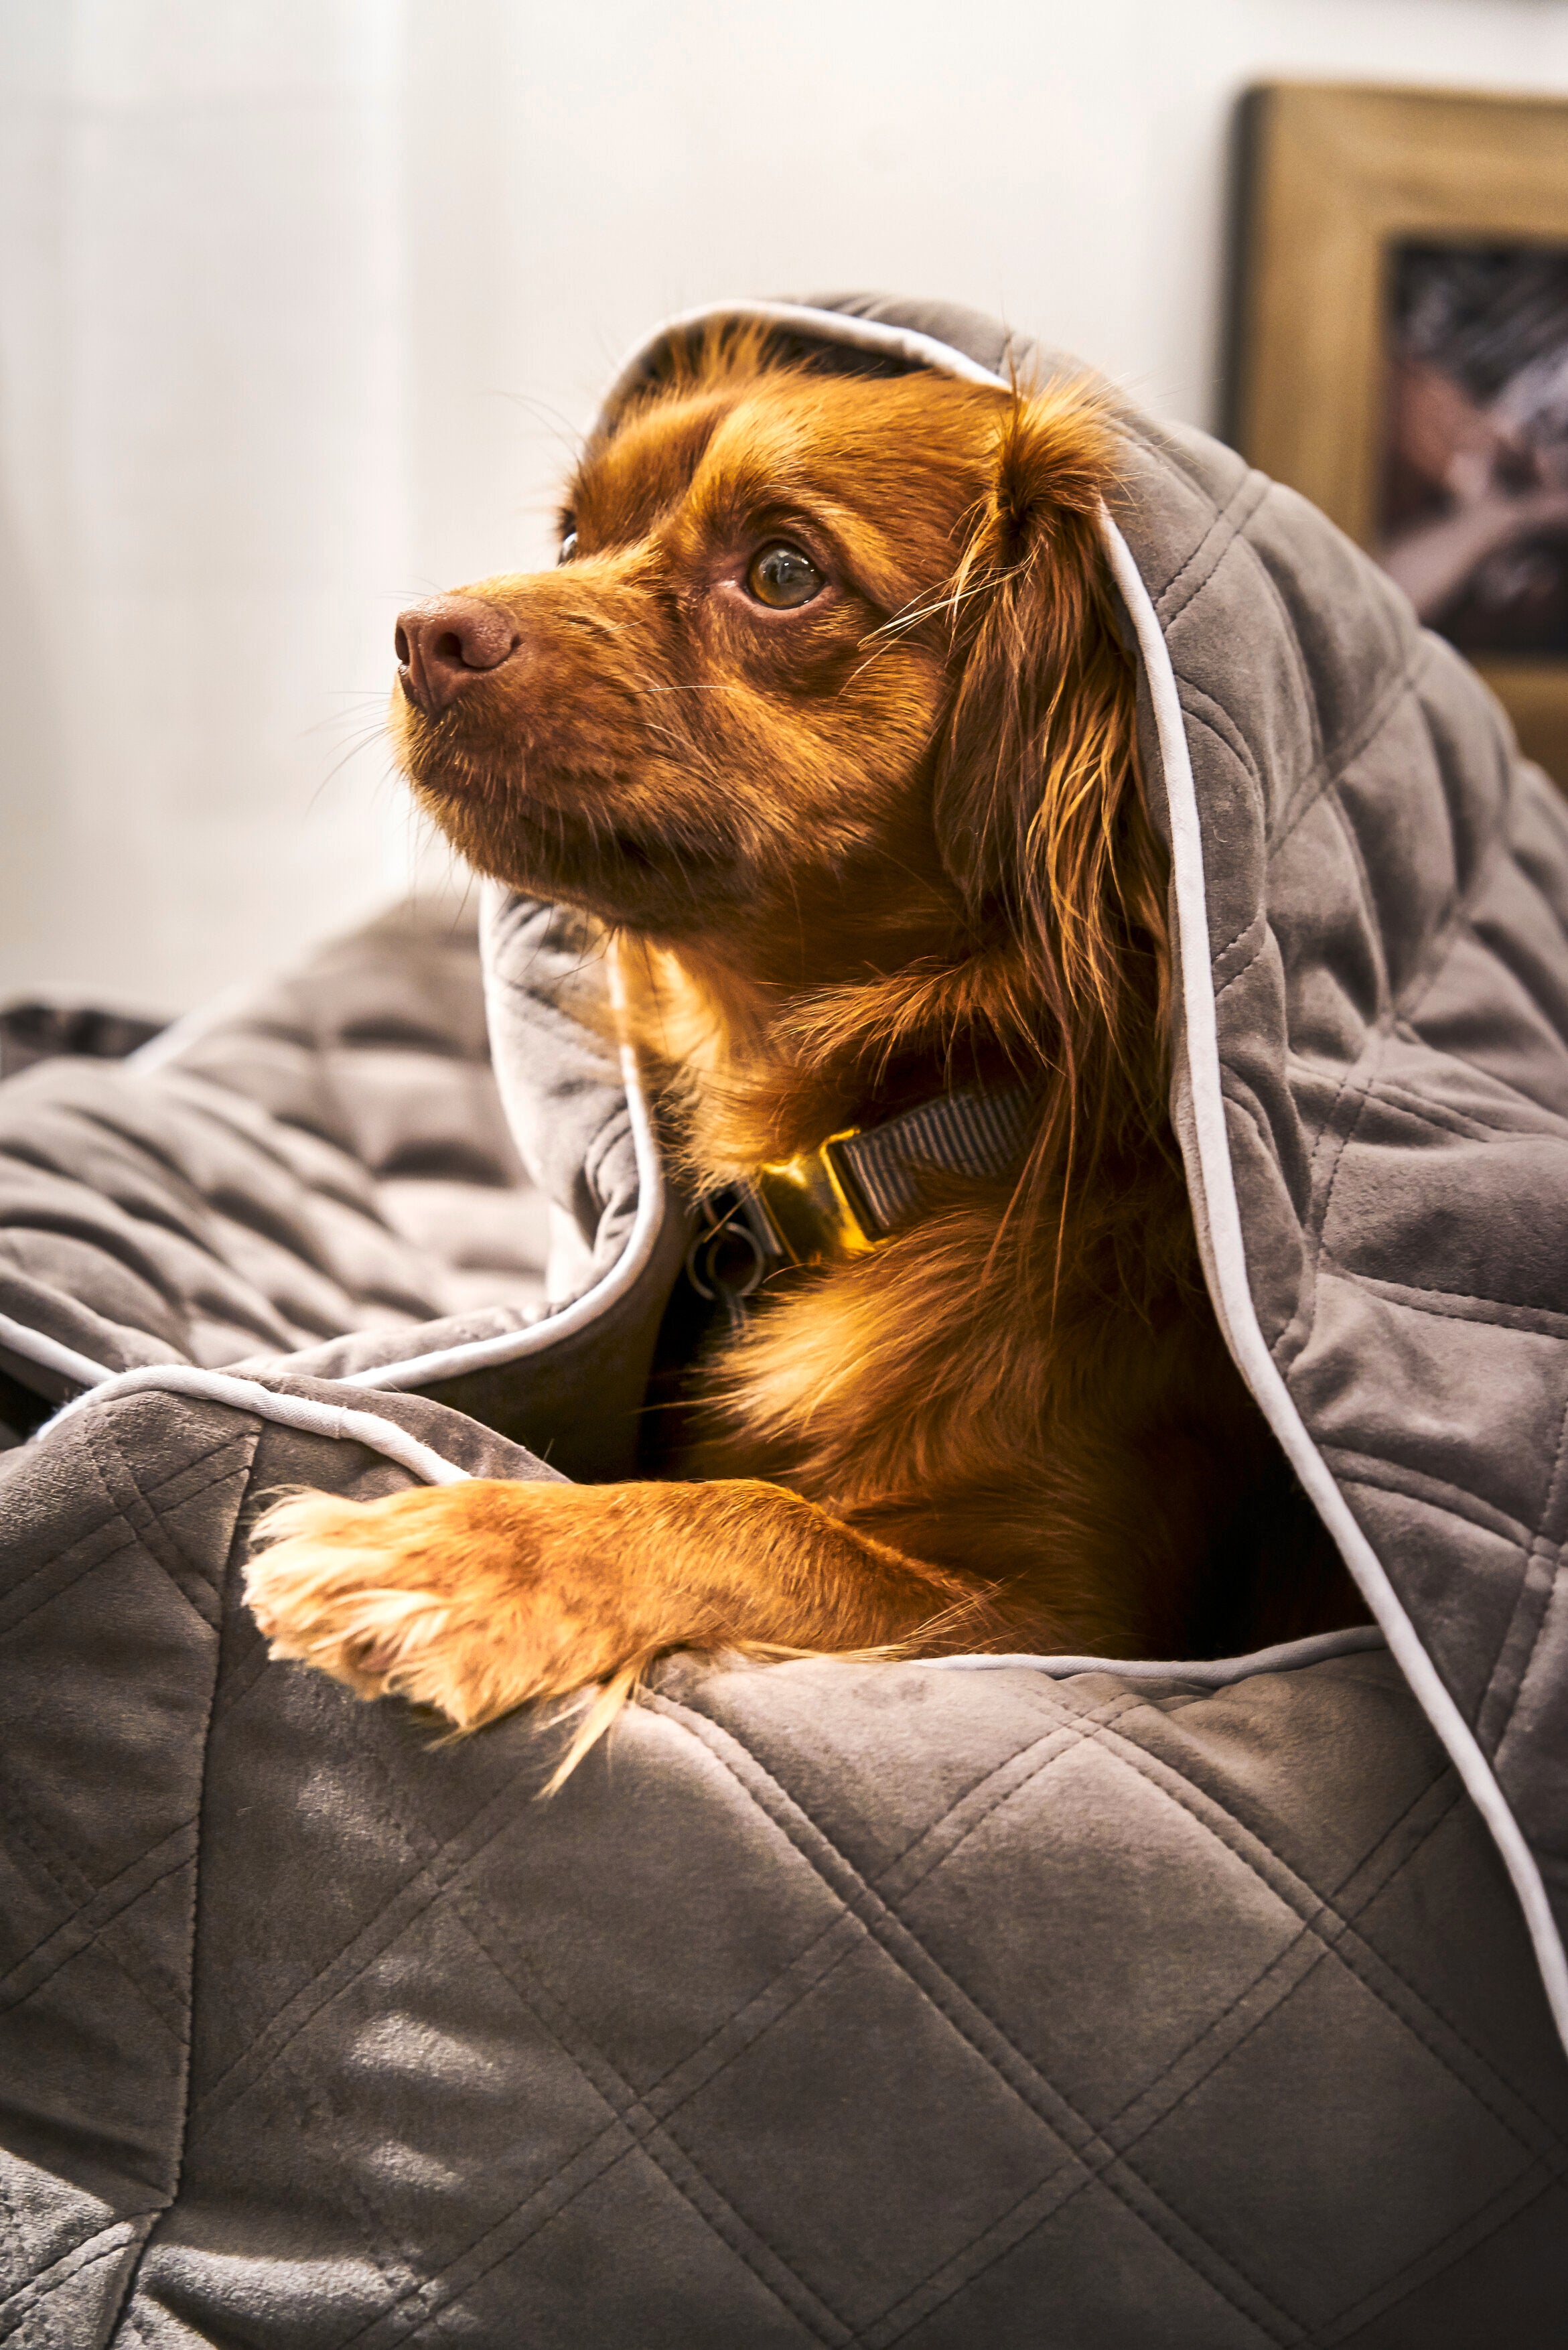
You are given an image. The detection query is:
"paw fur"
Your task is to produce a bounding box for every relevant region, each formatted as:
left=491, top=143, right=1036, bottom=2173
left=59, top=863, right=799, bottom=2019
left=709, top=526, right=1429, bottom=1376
left=244, top=1482, right=597, bottom=1730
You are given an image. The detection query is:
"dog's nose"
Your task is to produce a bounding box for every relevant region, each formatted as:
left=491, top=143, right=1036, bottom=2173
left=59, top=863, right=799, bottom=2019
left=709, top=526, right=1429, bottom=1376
left=395, top=596, right=518, bottom=717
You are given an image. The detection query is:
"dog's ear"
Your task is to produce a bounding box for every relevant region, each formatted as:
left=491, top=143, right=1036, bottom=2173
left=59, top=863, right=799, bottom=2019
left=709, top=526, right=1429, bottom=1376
left=933, top=385, right=1165, bottom=1105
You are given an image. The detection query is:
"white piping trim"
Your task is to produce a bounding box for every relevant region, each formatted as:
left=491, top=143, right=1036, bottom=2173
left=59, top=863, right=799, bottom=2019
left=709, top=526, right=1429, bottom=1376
left=3, top=969, right=668, bottom=1418
left=320, top=311, right=999, bottom=1399
left=0, top=1309, right=118, bottom=1393
left=125, top=978, right=265, bottom=1074
left=1099, top=510, right=1568, bottom=2056
left=928, top=1624, right=1386, bottom=1683
left=40, top=1362, right=472, bottom=1487
left=279, top=313, right=976, bottom=1401
left=349, top=949, right=666, bottom=1391
left=23, top=307, right=980, bottom=1418
left=601, top=298, right=1010, bottom=420
left=1, top=1050, right=665, bottom=1410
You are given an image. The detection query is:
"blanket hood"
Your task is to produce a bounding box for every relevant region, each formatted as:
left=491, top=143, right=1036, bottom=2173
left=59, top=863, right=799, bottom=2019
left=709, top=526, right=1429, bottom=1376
left=17, top=293, right=1566, bottom=2055
left=506, top=291, right=1568, bottom=2046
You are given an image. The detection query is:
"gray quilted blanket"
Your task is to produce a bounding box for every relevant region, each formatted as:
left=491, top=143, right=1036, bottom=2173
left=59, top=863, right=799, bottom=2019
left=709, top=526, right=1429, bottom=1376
left=5, top=295, right=1568, bottom=2339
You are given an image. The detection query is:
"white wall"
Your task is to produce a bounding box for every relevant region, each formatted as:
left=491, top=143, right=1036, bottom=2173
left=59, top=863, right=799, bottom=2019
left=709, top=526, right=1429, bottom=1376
left=3, top=0, right=1568, bottom=1012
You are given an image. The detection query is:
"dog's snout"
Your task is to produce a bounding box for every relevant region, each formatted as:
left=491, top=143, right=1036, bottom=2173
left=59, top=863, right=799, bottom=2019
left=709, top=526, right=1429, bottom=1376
left=395, top=596, right=518, bottom=717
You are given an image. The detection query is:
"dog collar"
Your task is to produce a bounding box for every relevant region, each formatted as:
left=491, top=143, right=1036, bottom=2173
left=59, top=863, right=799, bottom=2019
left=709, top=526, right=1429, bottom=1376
left=687, top=1087, right=1033, bottom=1312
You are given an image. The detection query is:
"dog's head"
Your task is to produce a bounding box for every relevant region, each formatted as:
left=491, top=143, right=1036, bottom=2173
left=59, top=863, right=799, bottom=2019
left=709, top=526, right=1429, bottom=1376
left=391, top=328, right=1156, bottom=1050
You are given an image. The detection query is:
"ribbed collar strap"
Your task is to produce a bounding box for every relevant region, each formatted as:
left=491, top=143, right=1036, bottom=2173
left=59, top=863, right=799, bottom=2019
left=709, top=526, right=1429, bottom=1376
left=739, top=1086, right=1034, bottom=1269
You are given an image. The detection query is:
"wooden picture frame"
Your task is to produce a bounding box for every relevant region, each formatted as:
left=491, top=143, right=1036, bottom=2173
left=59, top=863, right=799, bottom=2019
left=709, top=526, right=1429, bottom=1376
left=1226, top=83, right=1568, bottom=782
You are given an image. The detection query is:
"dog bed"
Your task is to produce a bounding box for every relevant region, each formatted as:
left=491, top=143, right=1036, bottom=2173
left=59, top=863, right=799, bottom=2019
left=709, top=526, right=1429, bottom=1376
left=4, top=294, right=1568, bottom=2342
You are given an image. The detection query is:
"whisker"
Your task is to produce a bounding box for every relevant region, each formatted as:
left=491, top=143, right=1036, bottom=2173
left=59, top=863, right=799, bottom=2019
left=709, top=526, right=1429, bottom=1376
left=305, top=728, right=399, bottom=811
left=299, top=693, right=395, bottom=738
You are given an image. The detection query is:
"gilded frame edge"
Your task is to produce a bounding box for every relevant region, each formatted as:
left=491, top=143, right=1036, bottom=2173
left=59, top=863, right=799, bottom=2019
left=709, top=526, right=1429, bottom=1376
left=1226, top=80, right=1568, bottom=782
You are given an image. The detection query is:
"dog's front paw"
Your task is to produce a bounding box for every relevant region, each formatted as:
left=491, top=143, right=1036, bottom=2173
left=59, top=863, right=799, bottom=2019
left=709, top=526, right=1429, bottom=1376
left=244, top=1478, right=614, bottom=1731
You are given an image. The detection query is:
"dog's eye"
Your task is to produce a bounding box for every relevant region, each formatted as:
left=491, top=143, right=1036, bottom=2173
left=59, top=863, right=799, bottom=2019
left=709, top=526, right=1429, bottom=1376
left=557, top=531, right=578, bottom=565
left=746, top=543, right=823, bottom=610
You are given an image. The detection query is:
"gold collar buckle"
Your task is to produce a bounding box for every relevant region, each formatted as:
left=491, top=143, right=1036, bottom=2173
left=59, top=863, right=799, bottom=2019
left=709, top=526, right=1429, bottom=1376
left=745, top=1131, right=879, bottom=1267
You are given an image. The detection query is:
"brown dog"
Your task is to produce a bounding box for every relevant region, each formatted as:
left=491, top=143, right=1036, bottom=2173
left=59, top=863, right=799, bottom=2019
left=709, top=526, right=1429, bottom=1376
left=246, top=326, right=1353, bottom=1762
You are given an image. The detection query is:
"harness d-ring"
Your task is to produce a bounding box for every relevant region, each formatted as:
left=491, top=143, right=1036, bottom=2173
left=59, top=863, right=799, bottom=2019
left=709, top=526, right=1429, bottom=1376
left=686, top=1196, right=768, bottom=1333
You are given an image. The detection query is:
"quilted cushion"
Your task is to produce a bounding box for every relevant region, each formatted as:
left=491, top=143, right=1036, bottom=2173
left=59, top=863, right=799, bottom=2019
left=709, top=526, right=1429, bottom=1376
left=3, top=1381, right=1565, bottom=2346
left=0, top=901, right=550, bottom=1406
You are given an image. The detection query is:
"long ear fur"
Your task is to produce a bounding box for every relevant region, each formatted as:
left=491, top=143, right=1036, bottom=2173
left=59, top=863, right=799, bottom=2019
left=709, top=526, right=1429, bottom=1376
left=935, top=384, right=1171, bottom=1237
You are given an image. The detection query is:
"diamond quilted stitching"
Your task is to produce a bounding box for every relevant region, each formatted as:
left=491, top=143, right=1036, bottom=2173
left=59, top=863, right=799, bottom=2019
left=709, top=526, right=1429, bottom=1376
left=1350, top=1802, right=1568, bottom=2144
left=188, top=1680, right=893, bottom=2343
left=0, top=1407, right=244, bottom=2335
left=871, top=2168, right=1280, bottom=2350
left=171, top=1858, right=847, bottom=2350
left=95, top=1524, right=1568, bottom=2347
left=372, top=2152, right=831, bottom=2350
left=450, top=1703, right=877, bottom=2095
left=177, top=1896, right=618, bottom=2345
left=0, top=2215, right=150, bottom=2350
left=657, top=1661, right=1568, bottom=2337
left=0, top=1821, right=194, bottom=2036
left=1133, top=1950, right=1550, bottom=2332
left=184, top=1716, right=561, bottom=2128
left=892, top=1731, right=1309, bottom=2123
left=162, top=1651, right=1250, bottom=2344
left=644, top=1695, right=1310, bottom=2340
left=669, top=1931, right=1070, bottom=2333
left=0, top=2160, right=145, bottom=2322
left=1315, top=2175, right=1568, bottom=2347
left=651, top=1653, right=1090, bottom=1885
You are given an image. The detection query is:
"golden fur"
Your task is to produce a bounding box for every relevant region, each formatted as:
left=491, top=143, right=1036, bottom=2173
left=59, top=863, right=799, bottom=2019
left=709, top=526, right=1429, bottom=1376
left=247, top=326, right=1356, bottom=1764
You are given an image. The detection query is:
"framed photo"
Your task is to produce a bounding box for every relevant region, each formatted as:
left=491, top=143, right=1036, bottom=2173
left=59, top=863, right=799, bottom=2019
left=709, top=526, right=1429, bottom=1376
left=1226, top=83, right=1568, bottom=783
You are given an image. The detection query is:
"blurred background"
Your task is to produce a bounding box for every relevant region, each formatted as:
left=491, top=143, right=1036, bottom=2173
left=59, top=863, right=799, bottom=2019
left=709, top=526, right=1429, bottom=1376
left=3, top=0, right=1567, bottom=1017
